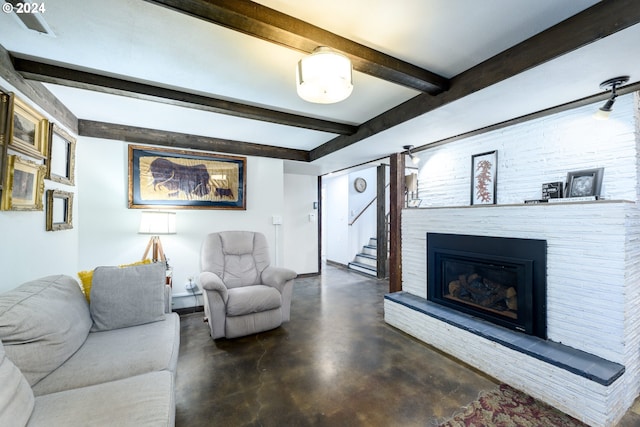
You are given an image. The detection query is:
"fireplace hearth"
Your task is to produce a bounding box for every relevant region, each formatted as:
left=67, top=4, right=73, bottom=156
left=427, top=233, right=547, bottom=339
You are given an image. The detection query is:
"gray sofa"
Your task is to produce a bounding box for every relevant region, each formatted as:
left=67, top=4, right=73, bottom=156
left=0, top=263, right=179, bottom=427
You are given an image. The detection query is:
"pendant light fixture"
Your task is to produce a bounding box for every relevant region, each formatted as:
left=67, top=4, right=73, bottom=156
left=296, top=47, right=353, bottom=104
left=594, top=76, right=629, bottom=120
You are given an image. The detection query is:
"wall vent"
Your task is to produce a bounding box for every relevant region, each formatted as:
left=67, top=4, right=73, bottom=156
left=5, top=1, right=55, bottom=36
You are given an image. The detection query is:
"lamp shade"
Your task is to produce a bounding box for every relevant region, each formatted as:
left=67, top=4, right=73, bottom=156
left=296, top=47, right=353, bottom=104
left=138, top=211, right=176, bottom=234
left=405, top=173, right=418, bottom=193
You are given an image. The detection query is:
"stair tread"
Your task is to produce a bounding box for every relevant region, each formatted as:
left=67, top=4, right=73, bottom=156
left=356, top=253, right=376, bottom=259
left=348, top=261, right=376, bottom=271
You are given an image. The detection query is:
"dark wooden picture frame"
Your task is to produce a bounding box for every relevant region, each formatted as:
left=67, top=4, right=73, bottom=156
left=0, top=154, right=45, bottom=211
left=9, top=95, right=48, bottom=160
left=565, top=168, right=604, bottom=198
left=128, top=145, right=247, bottom=210
left=471, top=150, right=497, bottom=205
left=46, top=189, right=74, bottom=231
left=0, top=91, right=11, bottom=194
left=46, top=124, right=76, bottom=186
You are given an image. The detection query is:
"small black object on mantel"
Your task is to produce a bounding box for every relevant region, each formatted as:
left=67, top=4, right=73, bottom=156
left=542, top=182, right=564, bottom=199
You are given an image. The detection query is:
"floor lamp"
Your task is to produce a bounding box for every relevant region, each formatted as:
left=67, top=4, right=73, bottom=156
left=139, top=211, right=176, bottom=264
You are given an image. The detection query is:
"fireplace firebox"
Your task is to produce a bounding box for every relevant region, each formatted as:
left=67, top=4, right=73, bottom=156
left=427, top=233, right=547, bottom=339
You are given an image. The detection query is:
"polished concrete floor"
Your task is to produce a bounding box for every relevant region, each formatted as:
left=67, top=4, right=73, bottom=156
left=174, top=265, right=640, bottom=427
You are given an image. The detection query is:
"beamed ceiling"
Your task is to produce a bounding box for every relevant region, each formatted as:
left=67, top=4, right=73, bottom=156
left=1, top=0, right=639, bottom=175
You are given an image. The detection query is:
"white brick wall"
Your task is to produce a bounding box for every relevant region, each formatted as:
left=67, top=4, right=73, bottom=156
left=385, top=93, right=640, bottom=427
left=416, top=94, right=637, bottom=206
left=402, top=203, right=631, bottom=361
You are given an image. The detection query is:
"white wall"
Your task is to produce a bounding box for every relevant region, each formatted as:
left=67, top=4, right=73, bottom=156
left=77, top=137, right=308, bottom=294
left=0, top=80, right=79, bottom=292
left=323, top=174, right=349, bottom=264
left=283, top=173, right=318, bottom=274
left=323, top=166, right=388, bottom=266
left=0, top=200, right=79, bottom=292
left=0, top=82, right=318, bottom=298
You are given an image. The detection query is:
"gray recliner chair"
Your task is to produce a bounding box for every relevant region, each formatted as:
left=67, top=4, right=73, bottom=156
left=199, top=231, right=297, bottom=339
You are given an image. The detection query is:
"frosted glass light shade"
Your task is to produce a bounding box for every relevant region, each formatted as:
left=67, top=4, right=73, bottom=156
left=593, top=108, right=611, bottom=120
left=138, top=211, right=176, bottom=234
left=296, top=47, right=353, bottom=104
left=593, top=98, right=615, bottom=120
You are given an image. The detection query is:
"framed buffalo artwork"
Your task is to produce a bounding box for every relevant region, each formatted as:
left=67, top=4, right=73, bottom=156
left=128, top=145, right=246, bottom=210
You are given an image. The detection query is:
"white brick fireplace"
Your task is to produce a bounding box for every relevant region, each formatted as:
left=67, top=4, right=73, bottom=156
left=385, top=202, right=640, bottom=426
left=383, top=93, right=640, bottom=426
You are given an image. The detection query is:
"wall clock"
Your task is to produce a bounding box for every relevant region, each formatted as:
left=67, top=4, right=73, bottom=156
left=354, top=177, right=367, bottom=193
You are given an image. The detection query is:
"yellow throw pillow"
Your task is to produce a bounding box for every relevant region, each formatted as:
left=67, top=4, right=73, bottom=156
left=77, top=270, right=94, bottom=302
left=78, top=259, right=152, bottom=302
left=118, top=259, right=152, bottom=268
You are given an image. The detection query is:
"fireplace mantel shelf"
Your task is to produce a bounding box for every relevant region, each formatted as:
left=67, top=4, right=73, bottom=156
left=407, top=199, right=634, bottom=210
left=385, top=292, right=624, bottom=387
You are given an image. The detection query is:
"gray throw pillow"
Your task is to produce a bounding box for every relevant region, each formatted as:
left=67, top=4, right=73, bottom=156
left=0, top=340, right=34, bottom=427
left=90, top=262, right=166, bottom=331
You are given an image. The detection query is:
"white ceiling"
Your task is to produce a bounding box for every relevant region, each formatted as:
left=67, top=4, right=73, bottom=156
left=0, top=0, right=638, bottom=175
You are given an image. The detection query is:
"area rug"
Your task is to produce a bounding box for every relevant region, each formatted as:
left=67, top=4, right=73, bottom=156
left=439, top=384, right=588, bottom=427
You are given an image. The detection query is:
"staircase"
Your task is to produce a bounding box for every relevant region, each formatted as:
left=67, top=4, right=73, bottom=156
left=348, top=237, right=378, bottom=276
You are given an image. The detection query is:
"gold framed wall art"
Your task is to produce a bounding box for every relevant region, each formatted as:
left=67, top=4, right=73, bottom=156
left=1, top=154, right=46, bottom=211
left=46, top=189, right=74, bottom=231
left=10, top=95, right=48, bottom=160
left=128, top=145, right=246, bottom=210
left=46, top=124, right=76, bottom=185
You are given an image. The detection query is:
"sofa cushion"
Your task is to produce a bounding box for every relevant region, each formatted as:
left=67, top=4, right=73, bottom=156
left=0, top=275, right=92, bottom=386
left=90, top=262, right=166, bottom=331
left=0, top=340, right=34, bottom=427
left=32, top=313, right=180, bottom=396
left=28, top=371, right=175, bottom=427
left=226, top=285, right=281, bottom=317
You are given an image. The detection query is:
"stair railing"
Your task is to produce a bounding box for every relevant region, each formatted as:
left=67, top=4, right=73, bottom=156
left=348, top=183, right=390, bottom=226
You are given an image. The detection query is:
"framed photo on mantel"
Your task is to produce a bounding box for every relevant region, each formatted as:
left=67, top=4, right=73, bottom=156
left=565, top=168, right=604, bottom=198
left=470, top=150, right=497, bottom=205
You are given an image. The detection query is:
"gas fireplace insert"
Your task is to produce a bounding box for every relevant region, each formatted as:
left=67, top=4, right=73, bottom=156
left=427, top=233, right=547, bottom=339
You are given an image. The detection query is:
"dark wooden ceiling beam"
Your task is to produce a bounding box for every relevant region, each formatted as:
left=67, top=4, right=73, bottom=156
left=78, top=120, right=309, bottom=162
left=143, top=0, right=449, bottom=94
left=0, top=44, right=77, bottom=133
left=310, top=0, right=640, bottom=161
left=411, top=81, right=640, bottom=154
left=13, top=56, right=357, bottom=136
